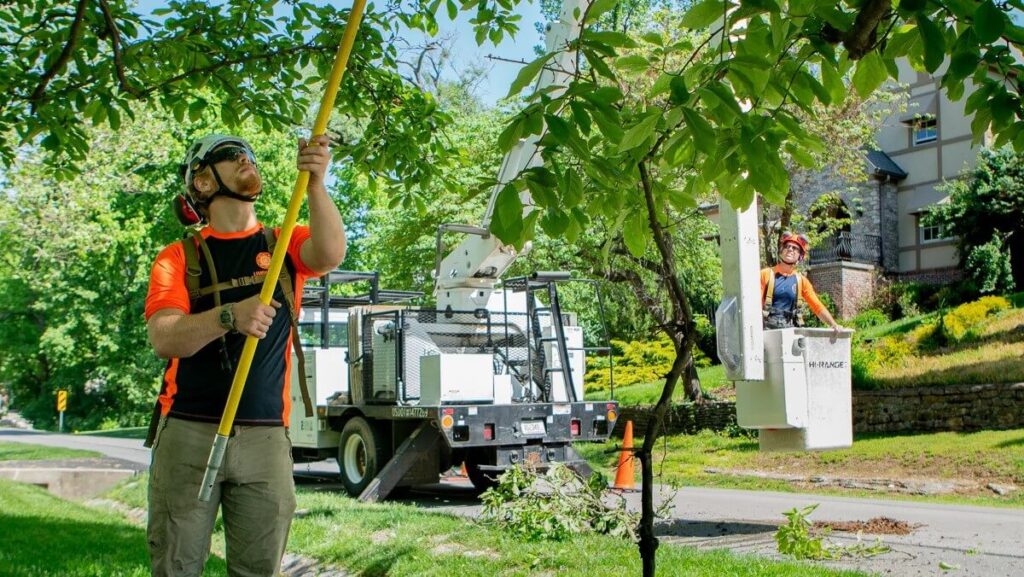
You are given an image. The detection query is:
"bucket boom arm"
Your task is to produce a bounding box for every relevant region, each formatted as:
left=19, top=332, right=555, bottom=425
left=433, top=0, right=586, bottom=310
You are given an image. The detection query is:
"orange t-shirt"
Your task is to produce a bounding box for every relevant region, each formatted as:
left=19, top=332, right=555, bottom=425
left=145, top=223, right=319, bottom=426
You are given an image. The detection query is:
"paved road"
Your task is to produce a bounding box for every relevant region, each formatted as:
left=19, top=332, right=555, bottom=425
left=4, top=427, right=1023, bottom=577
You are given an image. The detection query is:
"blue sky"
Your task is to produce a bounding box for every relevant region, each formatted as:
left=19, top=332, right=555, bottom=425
left=136, top=0, right=545, bottom=105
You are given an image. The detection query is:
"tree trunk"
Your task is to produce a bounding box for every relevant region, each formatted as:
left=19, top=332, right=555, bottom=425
left=637, top=340, right=690, bottom=577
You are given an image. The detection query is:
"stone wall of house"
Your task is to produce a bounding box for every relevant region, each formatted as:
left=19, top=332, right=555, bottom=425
left=791, top=171, right=879, bottom=240
left=879, top=181, right=900, bottom=273
left=806, top=261, right=879, bottom=319
left=610, top=383, right=1024, bottom=437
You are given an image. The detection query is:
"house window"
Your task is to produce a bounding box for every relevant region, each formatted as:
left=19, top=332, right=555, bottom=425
left=912, top=118, right=937, bottom=145
left=920, top=222, right=948, bottom=243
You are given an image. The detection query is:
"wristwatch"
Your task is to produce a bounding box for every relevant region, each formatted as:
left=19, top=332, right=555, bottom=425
left=218, top=303, right=236, bottom=332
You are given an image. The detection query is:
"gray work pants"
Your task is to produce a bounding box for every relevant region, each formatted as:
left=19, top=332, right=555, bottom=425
left=147, top=417, right=296, bottom=577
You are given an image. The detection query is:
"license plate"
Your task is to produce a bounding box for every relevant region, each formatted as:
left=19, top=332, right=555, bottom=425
left=520, top=420, right=546, bottom=436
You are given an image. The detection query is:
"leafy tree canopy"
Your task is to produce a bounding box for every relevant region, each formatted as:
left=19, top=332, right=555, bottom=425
left=0, top=0, right=524, bottom=187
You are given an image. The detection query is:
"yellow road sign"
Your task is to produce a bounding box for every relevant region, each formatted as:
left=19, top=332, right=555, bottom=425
left=56, top=390, right=67, bottom=412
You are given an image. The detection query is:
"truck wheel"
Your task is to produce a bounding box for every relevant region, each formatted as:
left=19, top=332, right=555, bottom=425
left=465, top=448, right=499, bottom=492
left=338, top=417, right=386, bottom=497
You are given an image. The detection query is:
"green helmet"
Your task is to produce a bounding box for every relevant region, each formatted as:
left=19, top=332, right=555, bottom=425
left=178, top=134, right=256, bottom=199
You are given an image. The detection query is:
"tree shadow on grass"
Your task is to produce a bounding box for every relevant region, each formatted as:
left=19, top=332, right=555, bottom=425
left=330, top=544, right=415, bottom=577
left=656, top=518, right=778, bottom=539
left=995, top=437, right=1024, bottom=448
left=0, top=511, right=227, bottom=577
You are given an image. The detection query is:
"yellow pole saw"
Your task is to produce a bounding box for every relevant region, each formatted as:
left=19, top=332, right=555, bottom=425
left=199, top=0, right=368, bottom=501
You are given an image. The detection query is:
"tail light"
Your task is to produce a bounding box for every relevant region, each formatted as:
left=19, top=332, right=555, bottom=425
left=483, top=423, right=495, bottom=441
left=570, top=419, right=581, bottom=436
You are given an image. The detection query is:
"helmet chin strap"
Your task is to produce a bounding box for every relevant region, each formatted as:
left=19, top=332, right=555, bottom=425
left=207, top=164, right=261, bottom=204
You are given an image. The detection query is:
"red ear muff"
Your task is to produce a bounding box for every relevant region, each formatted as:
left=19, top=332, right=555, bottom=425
left=173, top=194, right=204, bottom=226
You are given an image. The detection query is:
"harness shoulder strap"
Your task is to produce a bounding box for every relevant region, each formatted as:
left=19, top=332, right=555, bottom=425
left=182, top=232, right=202, bottom=301
left=263, top=227, right=313, bottom=419
left=764, top=269, right=776, bottom=308
left=794, top=272, right=803, bottom=305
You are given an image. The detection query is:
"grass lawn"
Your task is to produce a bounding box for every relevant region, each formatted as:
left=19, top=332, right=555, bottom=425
left=0, top=441, right=100, bottom=461
left=0, top=478, right=225, bottom=577
left=76, top=427, right=149, bottom=440
left=577, top=428, right=1024, bottom=508
left=102, top=474, right=869, bottom=577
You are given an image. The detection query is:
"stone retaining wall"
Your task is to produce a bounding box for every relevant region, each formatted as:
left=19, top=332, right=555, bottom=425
left=611, top=382, right=1024, bottom=437
left=852, top=382, right=1024, bottom=433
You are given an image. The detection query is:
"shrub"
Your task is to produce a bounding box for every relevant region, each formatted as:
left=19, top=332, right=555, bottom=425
left=850, top=308, right=889, bottom=330
left=964, top=235, right=1016, bottom=295
left=850, top=336, right=913, bottom=390
left=939, top=296, right=1011, bottom=344
left=906, top=321, right=941, bottom=349
left=584, top=337, right=676, bottom=392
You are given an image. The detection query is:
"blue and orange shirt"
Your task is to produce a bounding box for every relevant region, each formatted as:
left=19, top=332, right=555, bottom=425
left=145, top=223, right=319, bottom=427
left=759, top=265, right=827, bottom=318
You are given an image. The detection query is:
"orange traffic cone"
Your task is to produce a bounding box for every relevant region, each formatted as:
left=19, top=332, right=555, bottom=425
left=613, top=420, right=636, bottom=490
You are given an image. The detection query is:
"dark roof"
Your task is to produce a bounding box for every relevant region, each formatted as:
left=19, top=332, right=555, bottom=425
left=865, top=150, right=908, bottom=180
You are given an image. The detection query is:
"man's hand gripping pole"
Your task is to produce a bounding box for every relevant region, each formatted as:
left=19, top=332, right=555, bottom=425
left=199, top=0, right=367, bottom=501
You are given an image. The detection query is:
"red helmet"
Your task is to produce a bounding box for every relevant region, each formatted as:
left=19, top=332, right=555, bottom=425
left=779, top=231, right=809, bottom=255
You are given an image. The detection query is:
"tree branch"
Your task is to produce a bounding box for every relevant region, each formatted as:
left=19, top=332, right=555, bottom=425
left=97, top=0, right=142, bottom=97
left=29, top=0, right=90, bottom=111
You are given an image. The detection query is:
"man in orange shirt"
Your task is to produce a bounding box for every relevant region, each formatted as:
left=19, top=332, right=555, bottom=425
left=144, top=133, right=345, bottom=577
left=760, top=232, right=842, bottom=333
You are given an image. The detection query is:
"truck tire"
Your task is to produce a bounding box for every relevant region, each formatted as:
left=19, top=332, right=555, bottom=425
left=465, top=447, right=499, bottom=492
left=338, top=417, right=387, bottom=497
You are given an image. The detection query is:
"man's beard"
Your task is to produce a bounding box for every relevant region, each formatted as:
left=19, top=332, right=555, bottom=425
left=235, top=170, right=262, bottom=196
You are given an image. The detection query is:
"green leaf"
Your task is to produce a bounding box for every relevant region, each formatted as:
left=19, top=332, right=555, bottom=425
left=622, top=211, right=649, bottom=257
left=446, top=0, right=458, bottom=20
left=490, top=183, right=525, bottom=247
left=669, top=76, right=690, bottom=106
left=592, top=109, right=624, bottom=143
left=544, top=114, right=572, bottom=145
left=642, top=31, right=664, bottom=46
left=497, top=117, right=523, bottom=151
left=819, top=58, right=846, bottom=104
left=682, top=0, right=728, bottom=29
left=570, top=101, right=592, bottom=135
left=682, top=107, right=715, bottom=154
left=973, top=0, right=1006, bottom=44
left=615, top=55, right=649, bottom=73
left=618, top=112, right=660, bottom=153
left=563, top=169, right=584, bottom=208
left=851, top=51, right=888, bottom=98
left=506, top=53, right=553, bottom=98
left=587, top=0, right=620, bottom=22
left=699, top=84, right=743, bottom=119
left=917, top=14, right=946, bottom=73
left=583, top=49, right=617, bottom=80
left=587, top=31, right=638, bottom=47
left=948, top=49, right=980, bottom=80
left=540, top=208, right=571, bottom=236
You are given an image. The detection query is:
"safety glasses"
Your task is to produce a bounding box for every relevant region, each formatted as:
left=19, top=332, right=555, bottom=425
left=781, top=243, right=802, bottom=253
left=205, top=145, right=257, bottom=166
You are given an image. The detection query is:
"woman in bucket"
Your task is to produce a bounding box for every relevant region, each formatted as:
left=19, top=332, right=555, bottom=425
left=760, top=232, right=843, bottom=333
